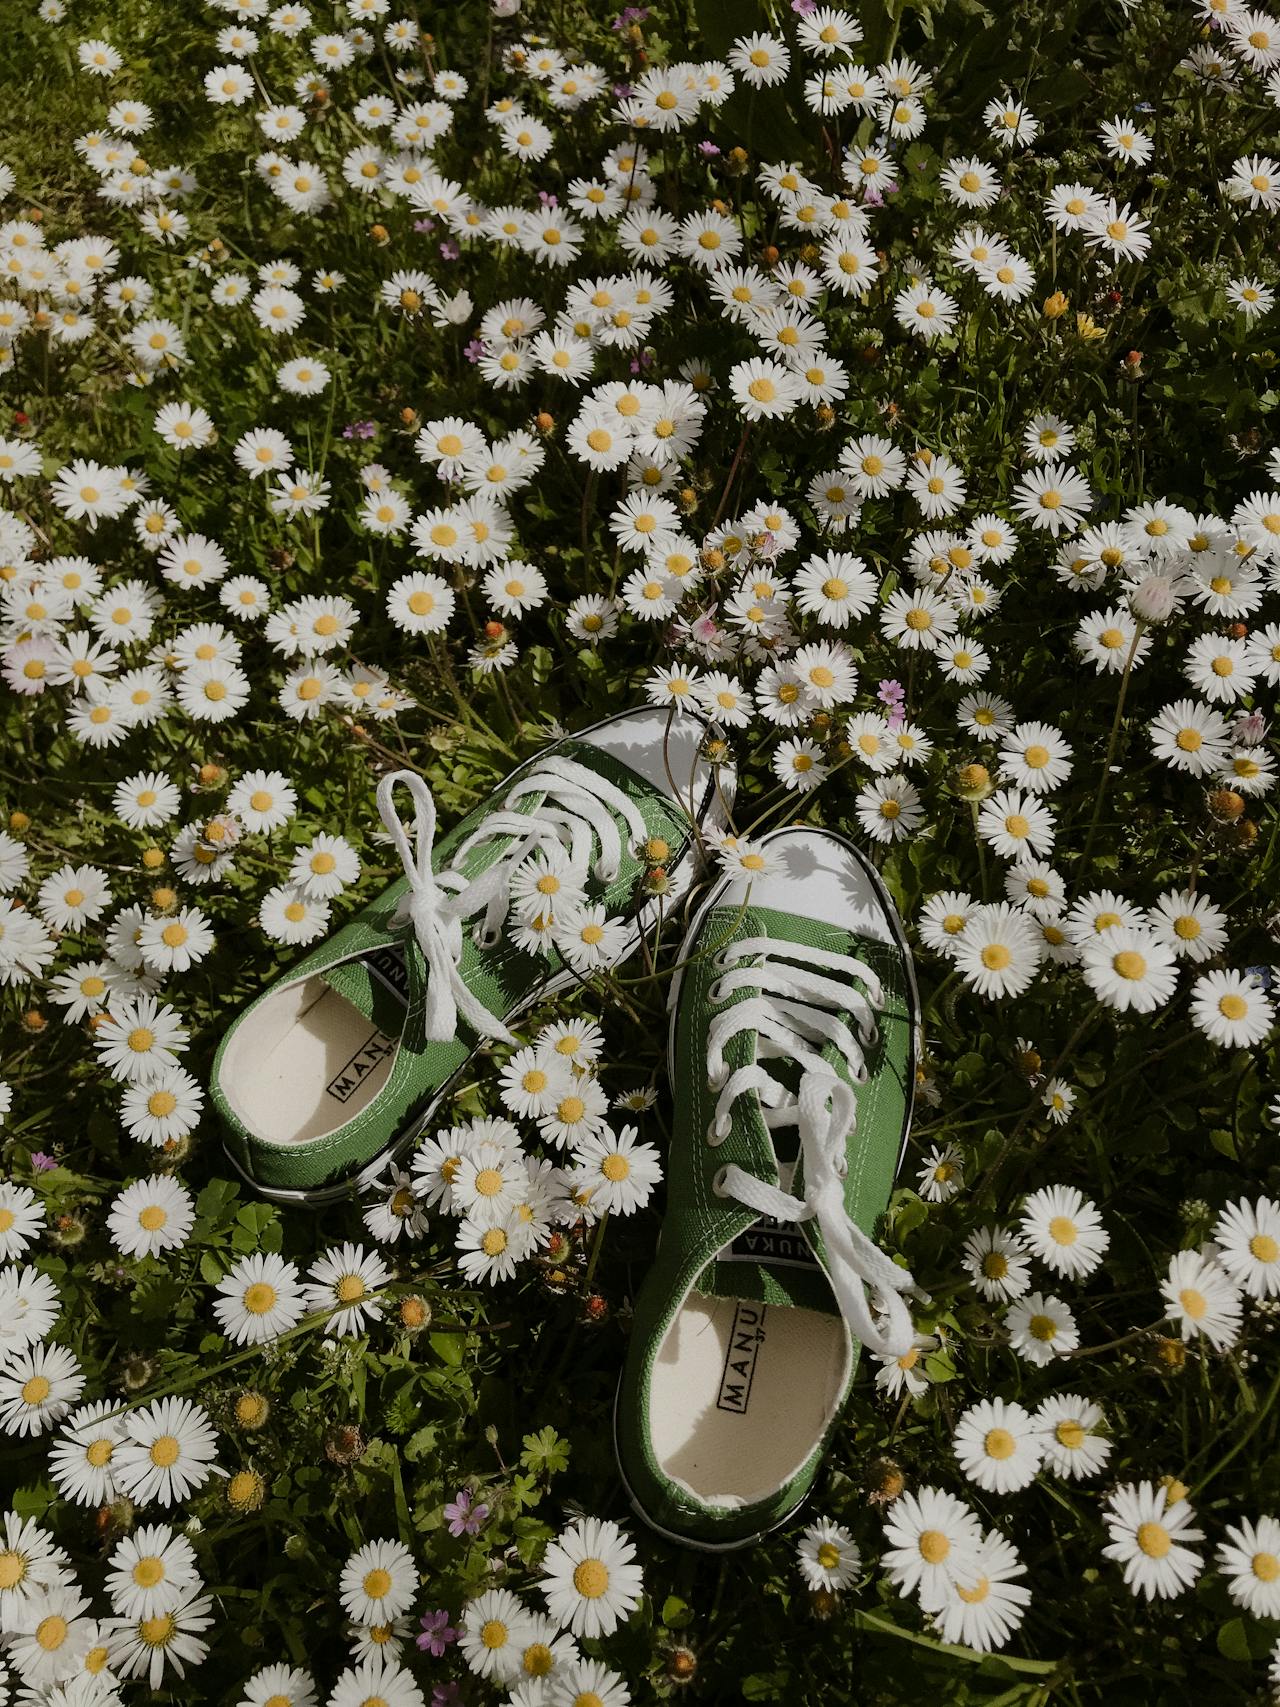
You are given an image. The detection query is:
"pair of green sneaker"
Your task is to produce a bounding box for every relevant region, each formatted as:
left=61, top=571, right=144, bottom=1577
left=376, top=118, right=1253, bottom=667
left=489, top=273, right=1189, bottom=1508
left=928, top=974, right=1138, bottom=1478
left=211, top=707, right=922, bottom=1549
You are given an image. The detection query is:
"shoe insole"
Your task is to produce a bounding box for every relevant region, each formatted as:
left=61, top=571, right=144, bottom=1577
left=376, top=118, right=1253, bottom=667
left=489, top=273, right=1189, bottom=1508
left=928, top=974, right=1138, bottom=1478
left=228, top=976, right=398, bottom=1146
left=647, top=1292, right=846, bottom=1506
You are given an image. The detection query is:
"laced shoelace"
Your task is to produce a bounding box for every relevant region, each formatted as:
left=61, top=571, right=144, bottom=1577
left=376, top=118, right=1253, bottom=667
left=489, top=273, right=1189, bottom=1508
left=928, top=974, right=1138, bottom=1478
left=376, top=759, right=650, bottom=1045
left=700, top=935, right=923, bottom=1359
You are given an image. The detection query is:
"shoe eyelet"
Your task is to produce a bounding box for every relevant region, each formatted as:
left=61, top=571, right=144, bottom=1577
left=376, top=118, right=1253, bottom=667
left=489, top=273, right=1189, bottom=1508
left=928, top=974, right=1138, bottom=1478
left=706, top=977, right=727, bottom=1004
left=705, top=1119, right=727, bottom=1148
left=711, top=1165, right=729, bottom=1196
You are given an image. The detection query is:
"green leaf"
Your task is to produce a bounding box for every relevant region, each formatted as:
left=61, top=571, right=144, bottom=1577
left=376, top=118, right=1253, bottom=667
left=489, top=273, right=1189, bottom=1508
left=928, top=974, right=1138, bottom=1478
left=662, top=1594, right=693, bottom=1630
left=520, top=1425, right=570, bottom=1477
left=429, top=1331, right=464, bottom=1367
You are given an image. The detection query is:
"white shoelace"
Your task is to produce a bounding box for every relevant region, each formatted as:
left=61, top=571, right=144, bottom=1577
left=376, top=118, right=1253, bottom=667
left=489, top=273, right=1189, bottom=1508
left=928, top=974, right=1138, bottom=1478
left=376, top=759, right=650, bottom=1044
left=702, top=935, right=922, bottom=1359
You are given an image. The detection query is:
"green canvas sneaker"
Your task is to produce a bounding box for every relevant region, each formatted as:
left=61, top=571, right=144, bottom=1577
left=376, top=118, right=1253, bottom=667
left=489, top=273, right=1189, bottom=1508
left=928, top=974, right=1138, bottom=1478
left=211, top=708, right=731, bottom=1205
left=615, top=824, right=922, bottom=1550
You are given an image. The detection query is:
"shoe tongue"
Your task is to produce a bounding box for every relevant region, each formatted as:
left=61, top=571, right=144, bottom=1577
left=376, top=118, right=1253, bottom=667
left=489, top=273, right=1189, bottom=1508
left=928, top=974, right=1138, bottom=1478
left=699, top=1156, right=838, bottom=1316
left=319, top=943, right=411, bottom=1036
left=699, top=1214, right=838, bottom=1314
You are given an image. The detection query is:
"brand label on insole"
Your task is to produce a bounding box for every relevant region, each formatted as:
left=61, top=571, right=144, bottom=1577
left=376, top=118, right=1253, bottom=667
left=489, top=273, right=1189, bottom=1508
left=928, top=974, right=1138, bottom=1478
left=716, top=1300, right=767, bottom=1415
left=364, top=944, right=410, bottom=1006
left=326, top=1026, right=397, bottom=1103
left=719, top=1218, right=820, bottom=1271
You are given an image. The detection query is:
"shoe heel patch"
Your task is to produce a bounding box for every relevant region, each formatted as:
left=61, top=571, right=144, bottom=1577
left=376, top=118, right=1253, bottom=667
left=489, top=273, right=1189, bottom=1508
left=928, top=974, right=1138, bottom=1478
left=325, top=1025, right=398, bottom=1104
left=716, top=1300, right=767, bottom=1414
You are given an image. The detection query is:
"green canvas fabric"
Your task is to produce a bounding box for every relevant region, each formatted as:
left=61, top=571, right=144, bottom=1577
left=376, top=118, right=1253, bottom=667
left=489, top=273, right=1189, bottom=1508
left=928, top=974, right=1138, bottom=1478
left=616, top=898, right=916, bottom=1549
left=213, top=736, right=706, bottom=1198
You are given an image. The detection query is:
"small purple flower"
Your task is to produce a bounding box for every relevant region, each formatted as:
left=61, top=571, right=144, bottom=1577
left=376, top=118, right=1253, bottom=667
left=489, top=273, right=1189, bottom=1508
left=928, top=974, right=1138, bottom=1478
left=413, top=218, right=436, bottom=234
left=878, top=679, right=907, bottom=729
left=791, top=0, right=818, bottom=13
left=537, top=190, right=558, bottom=208
left=463, top=338, right=485, bottom=364
left=612, top=83, right=634, bottom=99
left=417, top=1609, right=459, bottom=1657
left=443, top=1487, right=489, bottom=1537
left=611, top=5, right=649, bottom=26
left=698, top=140, right=721, bottom=157
left=432, top=1687, right=464, bottom=1707
left=439, top=239, right=459, bottom=261
left=342, top=421, right=376, bottom=441
left=30, top=1153, right=56, bottom=1172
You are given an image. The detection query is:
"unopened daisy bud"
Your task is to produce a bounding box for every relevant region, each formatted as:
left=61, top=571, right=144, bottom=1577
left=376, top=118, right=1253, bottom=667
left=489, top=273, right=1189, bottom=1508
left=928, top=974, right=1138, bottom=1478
left=1208, top=788, right=1246, bottom=822
left=1042, top=290, right=1069, bottom=319
left=8, top=809, right=29, bottom=832
left=1235, top=817, right=1259, bottom=846
left=141, top=846, right=165, bottom=870
left=400, top=407, right=417, bottom=426
left=209, top=237, right=224, bottom=254
left=583, top=1292, right=609, bottom=1323
left=726, top=146, right=749, bottom=174
left=700, top=546, right=725, bottom=572
left=814, top=403, right=837, bottom=429
left=1159, top=1475, right=1189, bottom=1504
left=952, top=762, right=992, bottom=801
left=121, top=1353, right=157, bottom=1391
left=1122, top=349, right=1144, bottom=378
left=1127, top=572, right=1181, bottom=624
left=1227, top=620, right=1249, bottom=640
left=227, top=1469, right=266, bottom=1512
left=400, top=1295, right=431, bottom=1331
left=22, top=1008, right=45, bottom=1033
left=150, top=885, right=179, bottom=912
left=285, top=1533, right=308, bottom=1559
left=51, top=1210, right=86, bottom=1246
left=235, top=1390, right=270, bottom=1430
left=642, top=866, right=672, bottom=897
left=678, top=486, right=697, bottom=512
left=642, top=835, right=670, bottom=865
left=196, top=762, right=225, bottom=788
left=800, top=242, right=821, bottom=266
left=809, top=1587, right=839, bottom=1620
left=1018, top=1046, right=1042, bottom=1077
left=324, top=1423, right=366, bottom=1465
left=666, top=1644, right=698, bottom=1685
left=483, top=620, right=506, bottom=641
left=761, top=244, right=780, bottom=266
left=535, top=411, right=555, bottom=436
left=867, top=1457, right=906, bottom=1505
left=369, top=223, right=390, bottom=245
left=1153, top=1335, right=1187, bottom=1372
left=543, top=1230, right=570, bottom=1264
